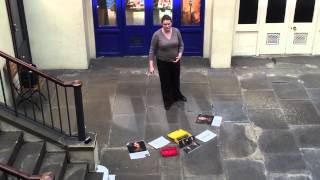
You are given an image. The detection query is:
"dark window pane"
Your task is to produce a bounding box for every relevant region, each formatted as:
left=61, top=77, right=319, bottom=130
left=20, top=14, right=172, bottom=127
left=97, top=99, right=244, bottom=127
left=294, top=0, right=315, bottom=22
left=238, top=0, right=258, bottom=24
left=266, top=0, right=287, bottom=23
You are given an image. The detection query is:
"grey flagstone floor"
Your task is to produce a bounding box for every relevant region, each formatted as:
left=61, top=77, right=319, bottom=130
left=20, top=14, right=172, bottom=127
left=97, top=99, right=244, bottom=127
left=48, top=56, right=320, bottom=180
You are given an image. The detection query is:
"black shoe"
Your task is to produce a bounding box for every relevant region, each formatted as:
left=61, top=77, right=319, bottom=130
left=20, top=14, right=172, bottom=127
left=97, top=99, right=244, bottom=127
left=179, top=95, right=187, bottom=102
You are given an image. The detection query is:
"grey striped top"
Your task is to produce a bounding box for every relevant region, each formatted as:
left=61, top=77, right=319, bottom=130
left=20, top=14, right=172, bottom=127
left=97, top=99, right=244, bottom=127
left=149, top=27, right=184, bottom=62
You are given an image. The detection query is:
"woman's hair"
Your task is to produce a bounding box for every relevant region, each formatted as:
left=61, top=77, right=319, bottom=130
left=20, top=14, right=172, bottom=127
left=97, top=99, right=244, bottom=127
left=161, top=15, right=172, bottom=23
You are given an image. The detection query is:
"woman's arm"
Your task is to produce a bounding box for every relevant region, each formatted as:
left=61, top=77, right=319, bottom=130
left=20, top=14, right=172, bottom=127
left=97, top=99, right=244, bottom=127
left=173, top=28, right=184, bottom=63
left=148, top=32, right=158, bottom=74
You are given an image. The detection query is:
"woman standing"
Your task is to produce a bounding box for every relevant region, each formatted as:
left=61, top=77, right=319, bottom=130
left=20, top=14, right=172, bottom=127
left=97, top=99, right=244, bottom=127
left=148, top=15, right=187, bottom=110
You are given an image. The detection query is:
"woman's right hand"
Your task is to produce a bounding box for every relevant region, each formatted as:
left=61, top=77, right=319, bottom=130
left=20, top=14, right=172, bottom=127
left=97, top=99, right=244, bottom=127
left=149, top=61, right=155, bottom=74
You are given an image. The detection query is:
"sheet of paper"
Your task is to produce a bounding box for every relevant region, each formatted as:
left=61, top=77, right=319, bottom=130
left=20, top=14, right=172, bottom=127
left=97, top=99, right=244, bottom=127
left=148, top=136, right=170, bottom=149
left=129, top=151, right=150, bottom=160
left=109, top=175, right=116, bottom=180
left=195, top=130, right=217, bottom=142
left=211, top=116, right=222, bottom=127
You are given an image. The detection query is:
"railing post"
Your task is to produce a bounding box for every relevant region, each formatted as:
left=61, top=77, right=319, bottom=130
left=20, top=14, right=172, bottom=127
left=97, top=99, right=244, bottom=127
left=73, top=80, right=86, bottom=141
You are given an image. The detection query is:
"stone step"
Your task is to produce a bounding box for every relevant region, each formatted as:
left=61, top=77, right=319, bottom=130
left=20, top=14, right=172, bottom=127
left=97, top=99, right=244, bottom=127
left=0, top=131, right=23, bottom=178
left=11, top=141, right=46, bottom=175
left=39, top=152, right=67, bottom=180
left=85, top=172, right=103, bottom=180
left=63, top=163, right=88, bottom=180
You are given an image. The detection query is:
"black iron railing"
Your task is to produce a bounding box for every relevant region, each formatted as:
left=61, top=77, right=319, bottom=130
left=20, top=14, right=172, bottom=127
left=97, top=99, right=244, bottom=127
left=0, top=163, right=54, bottom=180
left=0, top=51, right=86, bottom=141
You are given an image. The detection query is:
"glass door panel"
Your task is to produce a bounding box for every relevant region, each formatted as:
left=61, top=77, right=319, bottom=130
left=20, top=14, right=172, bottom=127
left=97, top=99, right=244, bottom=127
left=181, top=0, right=201, bottom=25
left=126, top=0, right=145, bottom=25
left=294, top=0, right=315, bottom=22
left=266, top=0, right=287, bottom=23
left=97, top=0, right=117, bottom=26
left=153, top=0, right=173, bottom=25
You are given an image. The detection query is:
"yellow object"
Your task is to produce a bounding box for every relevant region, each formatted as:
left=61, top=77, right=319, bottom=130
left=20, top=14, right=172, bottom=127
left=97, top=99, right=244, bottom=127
left=167, top=129, right=192, bottom=144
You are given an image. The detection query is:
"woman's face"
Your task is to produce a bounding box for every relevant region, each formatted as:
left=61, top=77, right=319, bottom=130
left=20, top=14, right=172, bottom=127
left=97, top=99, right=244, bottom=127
left=162, top=19, right=172, bottom=32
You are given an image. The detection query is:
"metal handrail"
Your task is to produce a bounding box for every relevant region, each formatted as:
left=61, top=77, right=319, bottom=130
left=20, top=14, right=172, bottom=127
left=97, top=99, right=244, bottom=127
left=0, top=51, right=86, bottom=141
left=0, top=163, right=54, bottom=180
left=0, top=51, right=76, bottom=87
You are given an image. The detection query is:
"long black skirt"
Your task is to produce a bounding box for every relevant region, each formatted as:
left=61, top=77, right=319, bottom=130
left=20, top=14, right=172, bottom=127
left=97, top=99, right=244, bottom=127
left=157, top=59, right=183, bottom=107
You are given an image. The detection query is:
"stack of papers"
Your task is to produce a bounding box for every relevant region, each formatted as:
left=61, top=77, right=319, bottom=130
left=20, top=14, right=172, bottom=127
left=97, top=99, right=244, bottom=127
left=148, top=136, right=170, bottom=149
left=195, top=130, right=217, bottom=142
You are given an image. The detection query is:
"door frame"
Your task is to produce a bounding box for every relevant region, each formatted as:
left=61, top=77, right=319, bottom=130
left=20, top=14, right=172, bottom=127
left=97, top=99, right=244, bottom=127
left=5, top=0, right=32, bottom=63
left=92, top=0, right=205, bottom=56
left=258, top=0, right=319, bottom=55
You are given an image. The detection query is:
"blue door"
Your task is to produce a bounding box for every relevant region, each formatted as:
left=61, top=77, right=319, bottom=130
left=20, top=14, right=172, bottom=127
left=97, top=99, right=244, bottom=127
left=93, top=0, right=204, bottom=56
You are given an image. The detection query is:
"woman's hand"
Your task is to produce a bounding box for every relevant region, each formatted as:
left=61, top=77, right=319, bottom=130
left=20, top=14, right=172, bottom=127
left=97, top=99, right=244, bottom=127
left=149, top=60, right=155, bottom=74
left=173, top=53, right=182, bottom=63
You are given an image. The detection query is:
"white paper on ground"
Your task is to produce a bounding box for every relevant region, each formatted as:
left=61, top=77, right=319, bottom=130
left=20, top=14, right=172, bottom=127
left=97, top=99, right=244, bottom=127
left=129, top=151, right=150, bottom=159
left=148, top=136, right=170, bottom=149
left=109, top=175, right=116, bottom=180
left=195, top=130, right=217, bottom=142
left=96, top=165, right=109, bottom=180
left=211, top=116, right=222, bottom=127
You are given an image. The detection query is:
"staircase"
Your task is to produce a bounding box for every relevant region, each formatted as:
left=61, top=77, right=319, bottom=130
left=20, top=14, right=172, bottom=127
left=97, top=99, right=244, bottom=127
left=0, top=131, right=103, bottom=180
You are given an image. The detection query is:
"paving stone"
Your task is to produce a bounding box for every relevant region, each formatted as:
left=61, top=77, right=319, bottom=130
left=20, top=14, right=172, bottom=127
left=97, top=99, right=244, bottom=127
left=306, top=89, right=320, bottom=113
left=83, top=84, right=116, bottom=101
left=302, top=149, right=320, bottom=180
left=184, top=175, right=224, bottom=180
left=299, top=73, right=320, bottom=88
left=220, top=123, right=257, bottom=158
left=162, top=175, right=182, bottom=180
left=178, top=94, right=213, bottom=113
left=117, top=82, right=146, bottom=97
left=239, top=72, right=272, bottom=90
left=280, top=100, right=320, bottom=125
left=159, top=156, right=182, bottom=176
left=248, top=109, right=288, bottom=129
left=109, top=114, right=145, bottom=147
left=212, top=95, right=248, bottom=122
left=118, top=69, right=148, bottom=83
left=115, top=175, right=161, bottom=180
left=182, top=140, right=223, bottom=176
left=146, top=88, right=163, bottom=107
left=87, top=69, right=119, bottom=85
left=292, top=126, right=320, bottom=148
left=232, top=56, right=271, bottom=68
left=272, top=82, right=309, bottom=100
left=258, top=130, right=299, bottom=154
left=264, top=153, right=306, bottom=173
left=100, top=149, right=160, bottom=175
left=267, top=73, right=299, bottom=84
left=244, top=90, right=279, bottom=109
left=268, top=173, right=312, bottom=180
left=181, top=83, right=210, bottom=97
left=113, top=95, right=146, bottom=114
left=146, top=74, right=161, bottom=87
left=146, top=106, right=180, bottom=124
left=208, top=71, right=241, bottom=95
left=225, top=159, right=266, bottom=180
left=181, top=70, right=208, bottom=83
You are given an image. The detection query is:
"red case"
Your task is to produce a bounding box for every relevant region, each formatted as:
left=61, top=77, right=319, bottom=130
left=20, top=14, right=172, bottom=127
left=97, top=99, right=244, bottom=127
left=160, top=146, right=179, bottom=157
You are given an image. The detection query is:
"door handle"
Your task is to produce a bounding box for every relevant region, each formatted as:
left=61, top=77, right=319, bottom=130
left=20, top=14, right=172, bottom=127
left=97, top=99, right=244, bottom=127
left=292, top=26, right=297, bottom=31
left=21, top=55, right=25, bottom=59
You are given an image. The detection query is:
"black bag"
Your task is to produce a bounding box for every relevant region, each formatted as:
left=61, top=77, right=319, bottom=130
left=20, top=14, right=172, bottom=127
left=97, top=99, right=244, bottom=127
left=19, top=64, right=39, bottom=88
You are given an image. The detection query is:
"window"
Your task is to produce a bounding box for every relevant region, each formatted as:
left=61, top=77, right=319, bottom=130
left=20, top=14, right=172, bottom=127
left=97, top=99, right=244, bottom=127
left=266, top=0, right=287, bottom=23
left=238, top=0, right=258, bottom=24
left=97, top=0, right=117, bottom=26
left=294, top=0, right=315, bottom=22
left=153, top=0, right=173, bottom=25
left=181, top=0, right=201, bottom=25
left=126, top=0, right=145, bottom=25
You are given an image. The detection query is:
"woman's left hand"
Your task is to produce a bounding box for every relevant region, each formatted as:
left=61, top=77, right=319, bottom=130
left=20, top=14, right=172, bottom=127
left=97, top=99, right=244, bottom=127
left=173, top=54, right=182, bottom=63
